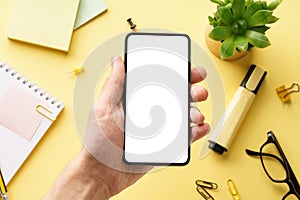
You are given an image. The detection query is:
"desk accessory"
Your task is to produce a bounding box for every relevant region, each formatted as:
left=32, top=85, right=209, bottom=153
left=246, top=131, right=300, bottom=199
left=7, top=0, right=80, bottom=51
left=0, top=169, right=8, bottom=200
left=209, top=64, right=267, bottom=154
left=227, top=179, right=241, bottom=200
left=276, top=82, right=300, bottom=103
left=127, top=18, right=137, bottom=30
left=206, top=0, right=282, bottom=60
left=74, top=0, right=107, bottom=29
left=0, top=62, right=64, bottom=183
left=196, top=186, right=214, bottom=200
left=67, top=67, right=84, bottom=76
left=196, top=180, right=218, bottom=190
left=195, top=180, right=218, bottom=200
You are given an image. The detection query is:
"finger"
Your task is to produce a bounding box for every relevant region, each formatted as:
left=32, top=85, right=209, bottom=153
left=190, top=107, right=205, bottom=125
left=191, top=67, right=207, bottom=84
left=191, top=123, right=210, bottom=143
left=191, top=85, right=208, bottom=102
left=97, top=56, right=125, bottom=107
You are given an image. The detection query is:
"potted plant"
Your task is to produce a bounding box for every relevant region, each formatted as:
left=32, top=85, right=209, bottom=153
left=206, top=0, right=282, bottom=60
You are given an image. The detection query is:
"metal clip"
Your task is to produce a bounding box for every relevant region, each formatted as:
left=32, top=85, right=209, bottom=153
left=196, top=186, right=214, bottom=200
left=196, top=180, right=218, bottom=190
left=276, top=82, right=300, bottom=103
left=36, top=105, right=56, bottom=121
left=227, top=179, right=240, bottom=200
left=195, top=180, right=218, bottom=200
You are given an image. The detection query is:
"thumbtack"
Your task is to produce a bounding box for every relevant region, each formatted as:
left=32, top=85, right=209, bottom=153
left=67, top=66, right=84, bottom=76
left=127, top=18, right=137, bottom=29
left=276, top=82, right=300, bottom=103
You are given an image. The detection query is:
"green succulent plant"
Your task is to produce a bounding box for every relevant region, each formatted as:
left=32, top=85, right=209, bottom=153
left=208, top=0, right=282, bottom=59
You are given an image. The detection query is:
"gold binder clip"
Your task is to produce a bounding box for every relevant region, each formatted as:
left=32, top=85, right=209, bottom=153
left=276, top=82, right=300, bottom=103
left=227, top=179, right=240, bottom=200
left=36, top=105, right=56, bottom=121
left=67, top=66, right=84, bottom=76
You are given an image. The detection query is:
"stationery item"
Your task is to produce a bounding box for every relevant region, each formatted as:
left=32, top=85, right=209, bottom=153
left=7, top=0, right=80, bottom=51
left=196, top=180, right=218, bottom=190
left=276, top=82, right=300, bottom=103
left=0, top=169, right=8, bottom=200
left=209, top=64, right=267, bottom=154
left=195, top=179, right=218, bottom=200
left=127, top=18, right=137, bottom=30
left=0, top=61, right=64, bottom=183
left=74, top=0, right=107, bottom=29
left=196, top=186, right=214, bottom=200
left=67, top=66, right=84, bottom=76
left=227, top=179, right=241, bottom=200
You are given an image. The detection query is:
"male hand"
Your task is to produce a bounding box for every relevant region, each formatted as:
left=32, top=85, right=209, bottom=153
left=45, top=56, right=210, bottom=200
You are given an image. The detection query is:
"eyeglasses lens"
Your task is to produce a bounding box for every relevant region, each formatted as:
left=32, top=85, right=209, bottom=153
left=261, top=143, right=287, bottom=181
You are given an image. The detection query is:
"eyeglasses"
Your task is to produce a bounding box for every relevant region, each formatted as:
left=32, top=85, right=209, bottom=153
left=246, top=131, right=300, bottom=200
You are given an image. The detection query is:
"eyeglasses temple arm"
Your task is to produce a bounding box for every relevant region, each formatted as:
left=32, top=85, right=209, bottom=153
left=245, top=149, right=260, bottom=156
left=245, top=149, right=285, bottom=165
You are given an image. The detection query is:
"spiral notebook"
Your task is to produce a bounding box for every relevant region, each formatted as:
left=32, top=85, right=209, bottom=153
left=0, top=62, right=64, bottom=183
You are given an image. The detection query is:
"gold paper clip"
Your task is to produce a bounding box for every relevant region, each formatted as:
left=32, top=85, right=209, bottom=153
left=227, top=179, right=240, bottom=200
left=36, top=105, right=56, bottom=121
left=195, top=180, right=218, bottom=200
left=67, top=66, right=84, bottom=76
left=196, top=186, right=214, bottom=200
left=276, top=82, right=300, bottom=103
left=196, top=180, right=218, bottom=190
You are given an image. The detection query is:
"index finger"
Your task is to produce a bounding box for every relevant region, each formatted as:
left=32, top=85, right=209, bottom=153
left=96, top=56, right=125, bottom=107
left=191, top=67, right=207, bottom=84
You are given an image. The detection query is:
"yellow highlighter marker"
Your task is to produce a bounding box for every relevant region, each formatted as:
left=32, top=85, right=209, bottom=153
left=0, top=169, right=8, bottom=200
left=209, top=64, right=267, bottom=154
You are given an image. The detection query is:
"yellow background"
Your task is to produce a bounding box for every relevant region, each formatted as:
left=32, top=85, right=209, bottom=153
left=0, top=0, right=300, bottom=199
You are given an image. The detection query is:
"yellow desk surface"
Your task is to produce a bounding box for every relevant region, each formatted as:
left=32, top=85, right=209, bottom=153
left=1, top=0, right=300, bottom=199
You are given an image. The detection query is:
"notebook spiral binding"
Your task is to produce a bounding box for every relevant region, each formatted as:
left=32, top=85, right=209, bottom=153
left=0, top=61, right=63, bottom=109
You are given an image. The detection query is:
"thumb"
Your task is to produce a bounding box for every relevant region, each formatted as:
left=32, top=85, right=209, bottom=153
left=97, top=56, right=125, bottom=107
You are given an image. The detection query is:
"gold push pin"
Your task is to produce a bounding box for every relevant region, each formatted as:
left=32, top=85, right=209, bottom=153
left=276, top=82, right=300, bottom=103
left=67, top=66, right=84, bottom=76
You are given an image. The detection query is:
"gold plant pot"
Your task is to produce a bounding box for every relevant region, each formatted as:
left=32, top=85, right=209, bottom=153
left=205, top=25, right=249, bottom=61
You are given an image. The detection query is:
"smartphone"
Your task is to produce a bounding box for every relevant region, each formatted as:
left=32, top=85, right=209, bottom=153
left=124, top=33, right=191, bottom=165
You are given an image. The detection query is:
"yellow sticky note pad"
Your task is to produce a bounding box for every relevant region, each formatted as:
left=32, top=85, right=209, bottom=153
left=7, top=0, right=80, bottom=51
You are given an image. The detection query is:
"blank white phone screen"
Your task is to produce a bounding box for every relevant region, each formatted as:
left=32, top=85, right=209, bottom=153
left=124, top=33, right=190, bottom=165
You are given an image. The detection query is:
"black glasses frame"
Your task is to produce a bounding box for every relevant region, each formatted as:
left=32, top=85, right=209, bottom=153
left=246, top=131, right=300, bottom=200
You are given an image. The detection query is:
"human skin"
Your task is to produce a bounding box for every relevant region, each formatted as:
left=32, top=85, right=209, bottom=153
left=45, top=56, right=210, bottom=200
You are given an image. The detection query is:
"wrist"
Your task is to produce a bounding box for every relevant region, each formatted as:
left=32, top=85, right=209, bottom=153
left=45, top=149, right=111, bottom=200
left=75, top=149, right=112, bottom=199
